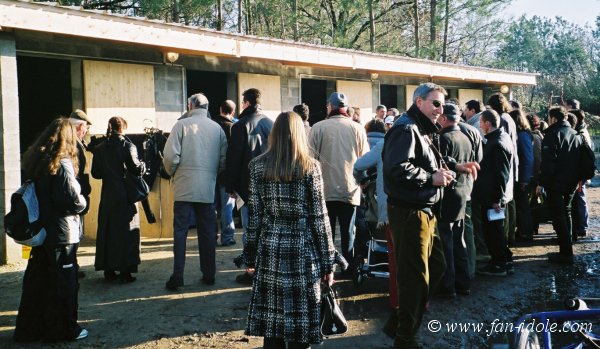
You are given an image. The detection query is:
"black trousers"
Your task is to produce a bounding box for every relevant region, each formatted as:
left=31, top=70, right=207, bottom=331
left=481, top=207, right=510, bottom=267
left=14, top=243, right=81, bottom=342
left=438, top=219, right=470, bottom=293
left=547, top=190, right=576, bottom=256
left=514, top=183, right=534, bottom=238
left=326, top=201, right=357, bottom=266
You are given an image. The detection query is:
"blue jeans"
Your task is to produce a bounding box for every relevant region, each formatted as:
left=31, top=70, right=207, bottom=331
left=215, top=185, right=236, bottom=243
left=171, top=201, right=217, bottom=281
left=572, top=185, right=588, bottom=234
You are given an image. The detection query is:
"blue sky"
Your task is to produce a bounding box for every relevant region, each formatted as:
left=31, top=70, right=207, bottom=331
left=503, top=0, right=600, bottom=26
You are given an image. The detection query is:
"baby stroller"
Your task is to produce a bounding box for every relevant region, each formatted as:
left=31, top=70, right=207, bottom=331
left=352, top=172, right=389, bottom=287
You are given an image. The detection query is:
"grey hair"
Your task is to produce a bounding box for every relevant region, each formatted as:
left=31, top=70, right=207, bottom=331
left=189, top=93, right=209, bottom=109
left=412, top=82, right=448, bottom=103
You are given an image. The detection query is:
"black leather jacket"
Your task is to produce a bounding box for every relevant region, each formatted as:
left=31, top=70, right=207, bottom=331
left=472, top=128, right=514, bottom=207
left=225, top=105, right=273, bottom=202
left=382, top=105, right=442, bottom=209
left=539, top=120, right=582, bottom=194
left=36, top=159, right=86, bottom=245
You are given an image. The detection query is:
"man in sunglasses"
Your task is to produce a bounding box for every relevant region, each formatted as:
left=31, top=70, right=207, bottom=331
left=382, top=83, right=479, bottom=349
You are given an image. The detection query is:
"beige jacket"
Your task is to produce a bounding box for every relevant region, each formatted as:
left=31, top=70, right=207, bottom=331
left=309, top=115, right=369, bottom=205
left=163, top=108, right=227, bottom=203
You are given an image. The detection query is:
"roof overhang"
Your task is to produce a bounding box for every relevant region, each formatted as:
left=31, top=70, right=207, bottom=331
left=0, top=0, right=537, bottom=86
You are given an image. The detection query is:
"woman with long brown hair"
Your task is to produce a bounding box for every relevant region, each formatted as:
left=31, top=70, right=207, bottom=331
left=92, top=116, right=145, bottom=283
left=14, top=118, right=88, bottom=342
left=240, top=111, right=336, bottom=349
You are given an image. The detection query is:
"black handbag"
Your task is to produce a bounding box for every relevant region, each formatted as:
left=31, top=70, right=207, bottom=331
left=124, top=171, right=150, bottom=204
left=320, top=284, right=348, bottom=336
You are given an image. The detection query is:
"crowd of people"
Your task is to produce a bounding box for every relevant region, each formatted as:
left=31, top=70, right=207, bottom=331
left=12, top=82, right=595, bottom=349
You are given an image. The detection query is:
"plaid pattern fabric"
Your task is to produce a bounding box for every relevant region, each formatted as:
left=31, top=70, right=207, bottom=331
left=244, top=158, right=335, bottom=344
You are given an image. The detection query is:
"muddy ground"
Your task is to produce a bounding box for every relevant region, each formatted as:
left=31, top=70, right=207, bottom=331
left=0, top=188, right=599, bottom=349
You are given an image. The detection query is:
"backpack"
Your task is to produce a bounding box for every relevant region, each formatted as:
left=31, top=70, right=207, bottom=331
left=3, top=181, right=46, bottom=246
left=578, top=135, right=597, bottom=181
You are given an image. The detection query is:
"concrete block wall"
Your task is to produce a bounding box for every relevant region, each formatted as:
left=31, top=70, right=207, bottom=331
left=0, top=33, right=24, bottom=264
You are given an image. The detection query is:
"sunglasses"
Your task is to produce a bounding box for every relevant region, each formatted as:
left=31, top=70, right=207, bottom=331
left=428, top=99, right=443, bottom=108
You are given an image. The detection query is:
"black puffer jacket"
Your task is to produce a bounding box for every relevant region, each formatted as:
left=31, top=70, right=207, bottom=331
left=225, top=105, right=273, bottom=202
left=539, top=120, right=583, bottom=194
left=472, top=128, right=514, bottom=207
left=382, top=104, right=441, bottom=209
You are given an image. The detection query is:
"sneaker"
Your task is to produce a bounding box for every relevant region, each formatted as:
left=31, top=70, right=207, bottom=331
left=221, top=239, right=236, bottom=247
left=548, top=252, right=574, bottom=265
left=165, top=276, right=184, bottom=290
left=235, top=272, right=254, bottom=285
left=477, top=264, right=507, bottom=277
left=76, top=328, right=88, bottom=340
left=506, top=261, right=515, bottom=275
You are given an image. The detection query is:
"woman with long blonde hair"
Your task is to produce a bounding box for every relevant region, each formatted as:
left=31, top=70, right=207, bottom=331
left=240, top=111, right=336, bottom=349
left=14, top=118, right=88, bottom=342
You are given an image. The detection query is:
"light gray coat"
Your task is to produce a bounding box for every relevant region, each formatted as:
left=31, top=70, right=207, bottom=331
left=163, top=108, right=228, bottom=203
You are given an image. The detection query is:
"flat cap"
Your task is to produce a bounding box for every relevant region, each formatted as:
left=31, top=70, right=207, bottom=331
left=70, top=109, right=92, bottom=125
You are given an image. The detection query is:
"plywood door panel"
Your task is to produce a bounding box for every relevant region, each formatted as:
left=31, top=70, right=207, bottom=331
left=336, top=80, right=372, bottom=124
left=458, top=89, right=483, bottom=107
left=406, top=85, right=418, bottom=110
left=238, top=73, right=281, bottom=120
left=83, top=60, right=174, bottom=239
left=83, top=60, right=156, bottom=135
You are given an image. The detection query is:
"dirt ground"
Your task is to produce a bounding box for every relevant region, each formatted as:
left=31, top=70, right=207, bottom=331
left=1, top=188, right=599, bottom=349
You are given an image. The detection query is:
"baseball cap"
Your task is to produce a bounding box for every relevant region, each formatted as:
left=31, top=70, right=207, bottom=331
left=443, top=103, right=461, bottom=121
left=328, top=92, right=348, bottom=108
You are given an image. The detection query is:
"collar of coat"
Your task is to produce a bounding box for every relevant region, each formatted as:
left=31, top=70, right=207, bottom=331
left=188, top=108, right=209, bottom=118
left=406, top=104, right=440, bottom=135
left=484, top=127, right=503, bottom=141
left=239, top=105, right=261, bottom=119
left=439, top=124, right=461, bottom=135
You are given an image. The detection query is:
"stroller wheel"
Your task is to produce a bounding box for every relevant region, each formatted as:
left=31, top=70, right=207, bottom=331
left=353, top=256, right=365, bottom=288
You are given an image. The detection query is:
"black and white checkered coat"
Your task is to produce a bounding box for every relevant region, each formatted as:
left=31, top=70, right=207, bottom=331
left=243, top=157, right=336, bottom=344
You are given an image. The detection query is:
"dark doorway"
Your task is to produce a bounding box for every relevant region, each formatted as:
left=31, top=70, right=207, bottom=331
left=301, top=79, right=328, bottom=125
left=186, top=70, right=228, bottom=119
left=17, top=56, right=72, bottom=153
left=381, top=84, right=398, bottom=109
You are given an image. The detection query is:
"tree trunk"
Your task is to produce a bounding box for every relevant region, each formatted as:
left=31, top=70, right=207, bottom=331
left=216, top=0, right=223, bottom=30
left=430, top=0, right=437, bottom=58
left=413, top=0, right=420, bottom=57
left=238, top=0, right=243, bottom=33
left=369, top=0, right=375, bottom=52
left=245, top=0, right=252, bottom=35
left=293, top=0, right=299, bottom=41
left=171, top=0, right=179, bottom=23
left=441, top=0, right=449, bottom=62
